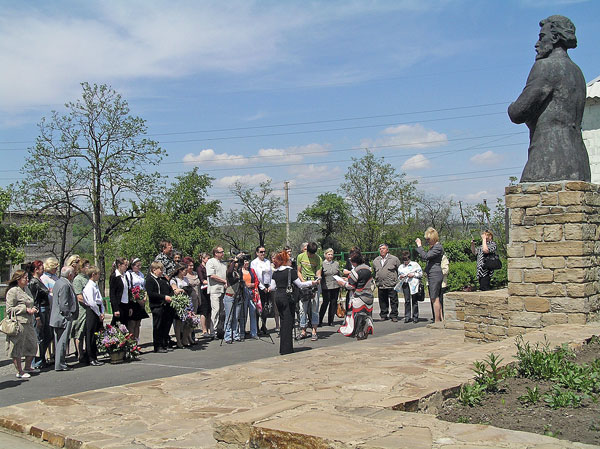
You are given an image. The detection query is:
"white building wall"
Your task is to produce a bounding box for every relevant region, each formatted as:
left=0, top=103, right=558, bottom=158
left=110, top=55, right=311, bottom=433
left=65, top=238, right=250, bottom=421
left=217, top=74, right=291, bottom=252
left=583, top=100, right=600, bottom=184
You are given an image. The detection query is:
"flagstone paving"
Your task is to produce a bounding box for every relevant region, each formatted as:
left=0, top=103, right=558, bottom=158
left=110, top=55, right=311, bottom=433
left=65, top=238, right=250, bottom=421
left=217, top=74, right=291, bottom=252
left=0, top=322, right=599, bottom=448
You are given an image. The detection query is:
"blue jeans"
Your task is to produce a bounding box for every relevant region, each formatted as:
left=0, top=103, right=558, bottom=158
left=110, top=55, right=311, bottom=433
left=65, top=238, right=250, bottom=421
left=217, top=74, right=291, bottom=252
left=223, top=293, right=242, bottom=342
left=300, top=287, right=320, bottom=329
left=243, top=287, right=258, bottom=337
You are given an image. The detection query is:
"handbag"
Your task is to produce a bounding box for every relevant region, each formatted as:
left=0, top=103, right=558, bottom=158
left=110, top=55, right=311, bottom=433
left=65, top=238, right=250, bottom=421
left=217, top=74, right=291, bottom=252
left=416, top=283, right=425, bottom=302
left=0, top=310, right=22, bottom=337
left=483, top=252, right=502, bottom=271
left=336, top=302, right=346, bottom=319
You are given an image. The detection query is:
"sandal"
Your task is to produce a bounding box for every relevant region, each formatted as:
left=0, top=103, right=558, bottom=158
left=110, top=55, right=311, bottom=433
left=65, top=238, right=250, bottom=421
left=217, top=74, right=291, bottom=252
left=311, top=333, right=318, bottom=341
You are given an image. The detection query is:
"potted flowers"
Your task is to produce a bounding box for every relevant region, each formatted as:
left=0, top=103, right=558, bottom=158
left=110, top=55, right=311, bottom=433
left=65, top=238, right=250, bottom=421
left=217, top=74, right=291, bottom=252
left=96, top=324, right=141, bottom=363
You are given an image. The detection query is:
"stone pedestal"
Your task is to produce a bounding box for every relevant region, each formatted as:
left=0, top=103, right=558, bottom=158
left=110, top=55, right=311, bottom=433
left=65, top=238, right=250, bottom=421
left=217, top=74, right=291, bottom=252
left=505, top=181, right=600, bottom=335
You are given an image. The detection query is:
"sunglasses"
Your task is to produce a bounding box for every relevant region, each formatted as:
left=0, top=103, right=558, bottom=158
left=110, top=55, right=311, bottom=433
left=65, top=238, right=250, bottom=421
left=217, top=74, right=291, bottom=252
left=258, top=250, right=265, bottom=253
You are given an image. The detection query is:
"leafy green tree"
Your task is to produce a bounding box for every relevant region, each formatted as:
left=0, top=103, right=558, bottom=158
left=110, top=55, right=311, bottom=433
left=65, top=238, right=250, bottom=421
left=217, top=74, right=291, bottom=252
left=340, top=151, right=417, bottom=251
left=298, top=193, right=350, bottom=252
left=119, top=169, right=220, bottom=265
left=230, top=180, right=284, bottom=248
left=165, top=169, right=220, bottom=256
left=0, top=188, right=47, bottom=267
left=23, top=83, right=165, bottom=288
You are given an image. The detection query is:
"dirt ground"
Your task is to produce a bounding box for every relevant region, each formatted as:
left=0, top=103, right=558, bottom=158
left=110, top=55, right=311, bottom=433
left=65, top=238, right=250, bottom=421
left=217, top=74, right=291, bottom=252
left=437, top=339, right=600, bottom=446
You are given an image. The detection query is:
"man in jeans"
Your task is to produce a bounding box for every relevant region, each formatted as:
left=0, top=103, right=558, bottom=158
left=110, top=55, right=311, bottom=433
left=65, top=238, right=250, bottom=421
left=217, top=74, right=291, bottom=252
left=372, top=244, right=401, bottom=322
left=297, top=242, right=322, bottom=341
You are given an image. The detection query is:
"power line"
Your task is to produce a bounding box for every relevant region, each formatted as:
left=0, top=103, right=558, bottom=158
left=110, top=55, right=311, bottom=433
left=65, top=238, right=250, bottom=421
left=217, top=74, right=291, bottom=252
left=0, top=101, right=510, bottom=145
left=0, top=111, right=508, bottom=150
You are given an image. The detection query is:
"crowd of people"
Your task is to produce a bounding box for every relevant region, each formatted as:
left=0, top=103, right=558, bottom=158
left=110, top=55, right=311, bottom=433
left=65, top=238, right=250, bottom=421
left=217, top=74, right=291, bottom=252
left=4, top=227, right=500, bottom=378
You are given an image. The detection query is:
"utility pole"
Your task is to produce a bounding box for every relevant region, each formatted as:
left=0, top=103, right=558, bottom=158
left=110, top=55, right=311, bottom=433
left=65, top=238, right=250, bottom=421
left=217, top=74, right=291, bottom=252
left=284, top=181, right=290, bottom=247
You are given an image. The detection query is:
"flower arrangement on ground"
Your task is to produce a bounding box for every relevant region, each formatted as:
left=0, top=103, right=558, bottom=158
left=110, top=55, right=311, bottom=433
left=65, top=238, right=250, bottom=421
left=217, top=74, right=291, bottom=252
left=96, top=324, right=141, bottom=360
left=170, top=293, right=201, bottom=328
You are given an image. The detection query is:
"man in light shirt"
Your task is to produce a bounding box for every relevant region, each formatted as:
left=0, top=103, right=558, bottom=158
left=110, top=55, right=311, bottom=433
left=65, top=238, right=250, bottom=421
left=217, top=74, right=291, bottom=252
left=251, top=246, right=277, bottom=335
left=206, top=246, right=227, bottom=338
left=372, top=244, right=401, bottom=322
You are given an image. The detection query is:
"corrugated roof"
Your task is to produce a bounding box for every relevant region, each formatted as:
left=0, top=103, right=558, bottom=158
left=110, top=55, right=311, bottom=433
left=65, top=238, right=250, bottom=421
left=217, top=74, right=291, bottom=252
left=588, top=75, right=600, bottom=99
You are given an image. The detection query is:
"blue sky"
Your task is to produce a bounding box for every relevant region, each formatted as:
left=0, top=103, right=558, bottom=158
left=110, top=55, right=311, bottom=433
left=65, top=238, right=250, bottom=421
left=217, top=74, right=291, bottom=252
left=1, top=0, right=598, bottom=219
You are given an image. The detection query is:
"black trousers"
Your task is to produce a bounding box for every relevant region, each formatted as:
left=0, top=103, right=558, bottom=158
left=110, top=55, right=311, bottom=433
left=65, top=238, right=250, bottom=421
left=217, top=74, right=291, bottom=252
left=402, top=284, right=419, bottom=321
left=378, top=288, right=398, bottom=319
left=151, top=305, right=173, bottom=350
left=85, top=307, right=103, bottom=362
left=479, top=275, right=491, bottom=291
left=275, top=290, right=294, bottom=355
left=319, top=288, right=339, bottom=325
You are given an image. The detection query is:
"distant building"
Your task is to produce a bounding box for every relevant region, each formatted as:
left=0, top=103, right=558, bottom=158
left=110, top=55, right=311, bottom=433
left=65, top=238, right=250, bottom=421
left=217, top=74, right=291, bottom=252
left=583, top=75, right=600, bottom=184
left=1, top=211, right=73, bottom=283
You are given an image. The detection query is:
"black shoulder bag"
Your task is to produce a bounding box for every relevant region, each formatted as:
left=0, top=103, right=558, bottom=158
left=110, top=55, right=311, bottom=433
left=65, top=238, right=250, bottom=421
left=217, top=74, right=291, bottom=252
left=483, top=252, right=502, bottom=271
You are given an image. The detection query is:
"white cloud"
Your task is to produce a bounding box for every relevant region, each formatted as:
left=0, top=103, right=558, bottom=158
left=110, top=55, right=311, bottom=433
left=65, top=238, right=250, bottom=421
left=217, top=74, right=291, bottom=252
left=470, top=150, right=503, bottom=165
left=465, top=190, right=488, bottom=201
left=183, top=143, right=328, bottom=167
left=361, top=124, right=448, bottom=150
left=257, top=148, right=303, bottom=163
left=215, top=173, right=271, bottom=188
left=0, top=1, right=465, bottom=116
left=183, top=149, right=248, bottom=166
left=402, top=154, right=431, bottom=170
left=287, top=164, right=341, bottom=180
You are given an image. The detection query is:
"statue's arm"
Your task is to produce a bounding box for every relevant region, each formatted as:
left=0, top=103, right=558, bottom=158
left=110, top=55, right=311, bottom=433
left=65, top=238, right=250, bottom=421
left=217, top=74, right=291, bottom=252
left=508, top=61, right=553, bottom=124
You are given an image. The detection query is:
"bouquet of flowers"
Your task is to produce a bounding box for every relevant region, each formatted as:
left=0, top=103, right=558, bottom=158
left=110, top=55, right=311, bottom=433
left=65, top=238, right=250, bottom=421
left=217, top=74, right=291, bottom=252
left=96, top=324, right=141, bottom=360
left=131, top=285, right=146, bottom=303
left=170, top=293, right=201, bottom=328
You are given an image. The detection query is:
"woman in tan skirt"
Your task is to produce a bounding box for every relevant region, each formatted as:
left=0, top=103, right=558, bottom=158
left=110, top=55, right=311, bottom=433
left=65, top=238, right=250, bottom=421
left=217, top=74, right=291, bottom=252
left=5, top=270, right=39, bottom=379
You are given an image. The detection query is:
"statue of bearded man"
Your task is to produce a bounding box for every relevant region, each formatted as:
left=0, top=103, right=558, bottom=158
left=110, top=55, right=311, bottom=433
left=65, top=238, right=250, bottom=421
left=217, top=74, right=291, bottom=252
left=508, top=15, right=590, bottom=182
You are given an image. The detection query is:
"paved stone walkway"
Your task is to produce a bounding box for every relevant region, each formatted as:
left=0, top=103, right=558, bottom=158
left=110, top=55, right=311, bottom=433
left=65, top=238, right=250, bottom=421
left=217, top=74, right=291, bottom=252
left=0, top=322, right=598, bottom=448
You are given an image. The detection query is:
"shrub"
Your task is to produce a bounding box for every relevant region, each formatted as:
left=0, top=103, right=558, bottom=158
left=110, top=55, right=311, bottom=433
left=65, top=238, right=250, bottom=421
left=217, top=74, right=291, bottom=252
left=490, top=260, right=508, bottom=289
left=443, top=239, right=473, bottom=262
left=446, top=261, right=478, bottom=292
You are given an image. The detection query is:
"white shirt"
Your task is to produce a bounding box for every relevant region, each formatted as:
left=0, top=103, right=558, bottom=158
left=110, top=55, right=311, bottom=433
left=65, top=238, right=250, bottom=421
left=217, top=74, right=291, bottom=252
left=115, top=269, right=129, bottom=304
left=126, top=270, right=145, bottom=290
left=82, top=279, right=104, bottom=317
left=251, top=257, right=273, bottom=291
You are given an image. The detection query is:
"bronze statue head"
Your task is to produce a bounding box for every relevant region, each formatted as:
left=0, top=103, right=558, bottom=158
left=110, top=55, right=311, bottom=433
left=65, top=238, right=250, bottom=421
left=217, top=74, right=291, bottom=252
left=536, top=15, right=577, bottom=60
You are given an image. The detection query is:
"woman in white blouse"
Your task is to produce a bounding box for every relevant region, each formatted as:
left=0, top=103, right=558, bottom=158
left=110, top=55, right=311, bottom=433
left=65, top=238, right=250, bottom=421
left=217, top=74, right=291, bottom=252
left=126, top=258, right=149, bottom=341
left=82, top=266, right=105, bottom=366
left=396, top=251, right=423, bottom=323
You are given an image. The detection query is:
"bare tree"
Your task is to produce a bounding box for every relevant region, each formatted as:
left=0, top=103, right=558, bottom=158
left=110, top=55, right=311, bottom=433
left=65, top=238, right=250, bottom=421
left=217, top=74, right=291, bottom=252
left=22, top=83, right=165, bottom=288
left=230, top=180, right=284, bottom=248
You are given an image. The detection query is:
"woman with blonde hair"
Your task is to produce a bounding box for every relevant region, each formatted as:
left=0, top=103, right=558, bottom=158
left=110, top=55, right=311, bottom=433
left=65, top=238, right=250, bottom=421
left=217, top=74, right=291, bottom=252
left=5, top=270, right=39, bottom=378
left=415, top=227, right=444, bottom=323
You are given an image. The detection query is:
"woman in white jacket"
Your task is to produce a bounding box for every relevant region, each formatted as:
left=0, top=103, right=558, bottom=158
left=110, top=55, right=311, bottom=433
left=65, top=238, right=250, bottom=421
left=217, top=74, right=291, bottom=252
left=396, top=251, right=423, bottom=323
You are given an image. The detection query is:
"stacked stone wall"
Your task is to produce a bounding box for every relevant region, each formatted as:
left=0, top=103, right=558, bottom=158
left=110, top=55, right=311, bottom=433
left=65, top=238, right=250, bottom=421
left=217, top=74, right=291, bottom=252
left=505, top=181, right=600, bottom=336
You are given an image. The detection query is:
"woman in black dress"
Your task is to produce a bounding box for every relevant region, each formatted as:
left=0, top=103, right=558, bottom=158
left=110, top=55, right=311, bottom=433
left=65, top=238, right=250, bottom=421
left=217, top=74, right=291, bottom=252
left=269, top=250, right=317, bottom=355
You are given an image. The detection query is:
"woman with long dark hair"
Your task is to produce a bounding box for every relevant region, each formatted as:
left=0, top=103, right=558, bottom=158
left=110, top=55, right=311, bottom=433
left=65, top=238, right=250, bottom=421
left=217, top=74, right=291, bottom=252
left=28, top=260, right=52, bottom=369
left=109, top=257, right=132, bottom=328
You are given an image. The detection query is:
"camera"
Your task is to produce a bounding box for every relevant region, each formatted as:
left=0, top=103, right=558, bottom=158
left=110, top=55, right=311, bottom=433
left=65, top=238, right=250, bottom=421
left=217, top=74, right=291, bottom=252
left=229, top=250, right=251, bottom=263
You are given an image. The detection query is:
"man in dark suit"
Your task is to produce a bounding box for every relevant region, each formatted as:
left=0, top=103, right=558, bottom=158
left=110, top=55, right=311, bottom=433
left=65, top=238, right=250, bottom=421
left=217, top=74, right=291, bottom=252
left=49, top=266, right=78, bottom=371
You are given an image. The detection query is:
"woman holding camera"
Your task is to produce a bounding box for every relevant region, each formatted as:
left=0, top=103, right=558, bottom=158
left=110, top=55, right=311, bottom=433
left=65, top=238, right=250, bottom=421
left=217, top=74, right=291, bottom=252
left=270, top=250, right=318, bottom=355
left=471, top=231, right=497, bottom=291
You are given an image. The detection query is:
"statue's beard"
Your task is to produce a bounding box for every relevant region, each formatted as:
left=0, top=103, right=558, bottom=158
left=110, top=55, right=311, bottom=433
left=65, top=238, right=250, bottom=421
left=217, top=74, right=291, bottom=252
left=535, top=43, right=553, bottom=60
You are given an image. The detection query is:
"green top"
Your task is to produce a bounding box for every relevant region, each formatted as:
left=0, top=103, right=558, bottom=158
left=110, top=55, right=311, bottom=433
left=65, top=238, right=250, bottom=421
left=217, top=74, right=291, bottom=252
left=73, top=273, right=89, bottom=295
left=296, top=252, right=322, bottom=280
